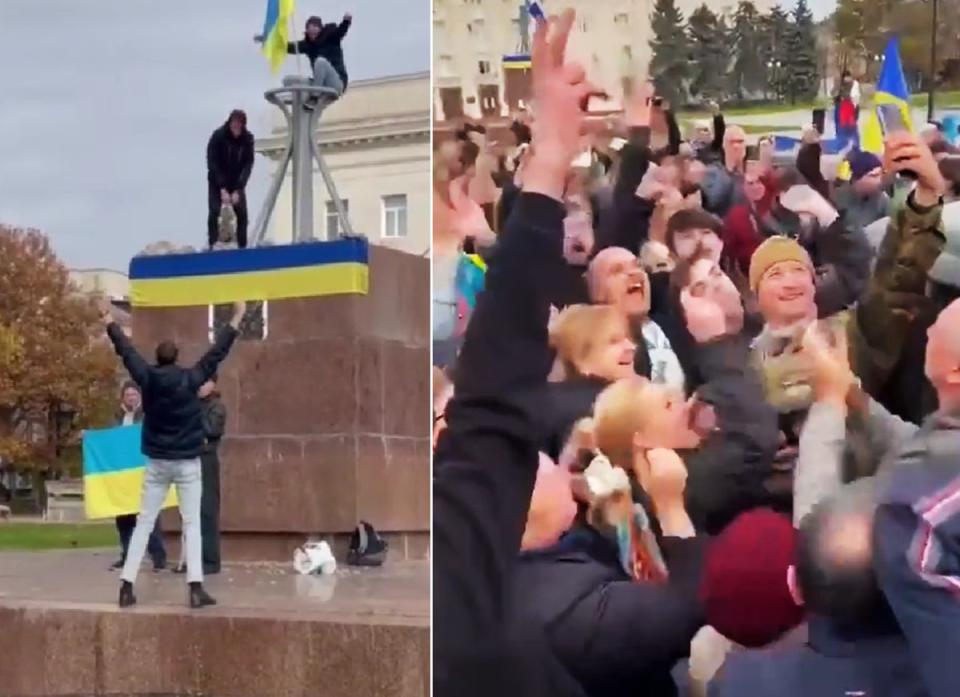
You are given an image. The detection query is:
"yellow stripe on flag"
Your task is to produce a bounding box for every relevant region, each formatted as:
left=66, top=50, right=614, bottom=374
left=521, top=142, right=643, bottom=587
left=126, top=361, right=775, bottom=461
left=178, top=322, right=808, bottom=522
left=84, top=469, right=178, bottom=520
left=130, top=262, right=369, bottom=308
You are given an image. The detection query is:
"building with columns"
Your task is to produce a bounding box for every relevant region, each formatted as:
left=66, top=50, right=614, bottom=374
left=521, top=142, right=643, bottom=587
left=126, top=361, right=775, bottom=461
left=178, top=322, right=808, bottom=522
left=255, top=72, right=431, bottom=257
left=434, top=0, right=775, bottom=121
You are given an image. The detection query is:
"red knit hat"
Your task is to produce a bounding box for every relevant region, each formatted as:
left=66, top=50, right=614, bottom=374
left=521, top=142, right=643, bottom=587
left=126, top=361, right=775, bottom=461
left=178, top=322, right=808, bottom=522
left=700, top=509, right=804, bottom=648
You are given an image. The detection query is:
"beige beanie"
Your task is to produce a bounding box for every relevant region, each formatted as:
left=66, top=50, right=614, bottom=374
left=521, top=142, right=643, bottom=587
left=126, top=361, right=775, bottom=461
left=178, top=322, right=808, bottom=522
left=749, top=236, right=814, bottom=292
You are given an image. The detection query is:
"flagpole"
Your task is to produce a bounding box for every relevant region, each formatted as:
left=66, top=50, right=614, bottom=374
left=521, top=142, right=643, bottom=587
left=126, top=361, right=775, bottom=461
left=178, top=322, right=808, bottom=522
left=290, top=11, right=303, bottom=75
left=928, top=0, right=939, bottom=122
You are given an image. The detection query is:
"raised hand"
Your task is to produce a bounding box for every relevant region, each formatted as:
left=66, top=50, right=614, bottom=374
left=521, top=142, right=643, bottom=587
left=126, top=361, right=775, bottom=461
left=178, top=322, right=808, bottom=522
left=624, top=80, right=655, bottom=129
left=801, top=322, right=855, bottom=408
left=524, top=9, right=600, bottom=200
left=884, top=132, right=947, bottom=206
left=230, top=301, right=248, bottom=330
left=680, top=289, right=728, bottom=344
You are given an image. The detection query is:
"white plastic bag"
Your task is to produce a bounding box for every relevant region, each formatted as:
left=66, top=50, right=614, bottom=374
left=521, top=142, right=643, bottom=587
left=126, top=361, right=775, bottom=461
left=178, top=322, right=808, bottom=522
left=293, top=540, right=337, bottom=575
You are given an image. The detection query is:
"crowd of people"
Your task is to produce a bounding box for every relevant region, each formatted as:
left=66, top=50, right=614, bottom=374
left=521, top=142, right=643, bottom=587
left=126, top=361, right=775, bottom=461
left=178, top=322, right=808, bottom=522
left=434, top=9, right=960, bottom=697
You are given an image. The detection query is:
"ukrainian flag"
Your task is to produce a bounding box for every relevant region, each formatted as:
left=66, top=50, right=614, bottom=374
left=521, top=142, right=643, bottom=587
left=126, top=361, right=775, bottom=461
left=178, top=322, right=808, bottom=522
left=83, top=425, right=177, bottom=520
left=129, top=239, right=369, bottom=308
left=503, top=54, right=532, bottom=71
left=261, top=0, right=295, bottom=73
left=861, top=36, right=913, bottom=155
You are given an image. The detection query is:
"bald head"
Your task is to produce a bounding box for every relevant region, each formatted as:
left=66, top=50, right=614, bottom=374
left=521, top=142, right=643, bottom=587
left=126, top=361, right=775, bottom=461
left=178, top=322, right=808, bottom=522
left=925, top=299, right=960, bottom=406
left=795, top=482, right=885, bottom=627
left=587, top=247, right=651, bottom=318
left=723, top=126, right=747, bottom=171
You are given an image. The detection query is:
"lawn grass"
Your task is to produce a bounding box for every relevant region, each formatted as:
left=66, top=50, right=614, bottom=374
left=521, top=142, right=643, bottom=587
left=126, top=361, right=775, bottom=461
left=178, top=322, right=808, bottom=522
left=679, top=91, right=960, bottom=119
left=0, top=522, right=115, bottom=551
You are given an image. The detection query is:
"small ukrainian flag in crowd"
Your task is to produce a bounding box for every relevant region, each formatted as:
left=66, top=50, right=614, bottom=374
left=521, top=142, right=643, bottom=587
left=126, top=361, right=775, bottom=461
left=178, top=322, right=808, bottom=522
left=861, top=36, right=913, bottom=155
left=83, top=425, right=177, bottom=520
left=261, top=0, right=295, bottom=73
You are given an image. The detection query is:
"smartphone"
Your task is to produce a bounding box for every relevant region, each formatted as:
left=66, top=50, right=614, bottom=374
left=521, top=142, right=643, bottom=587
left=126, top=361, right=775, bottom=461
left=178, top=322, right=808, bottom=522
left=877, top=104, right=908, bottom=136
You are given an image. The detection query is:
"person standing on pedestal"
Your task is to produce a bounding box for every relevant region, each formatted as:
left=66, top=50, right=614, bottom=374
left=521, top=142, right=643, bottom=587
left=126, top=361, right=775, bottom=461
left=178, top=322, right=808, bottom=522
left=206, top=110, right=254, bottom=250
left=101, top=301, right=245, bottom=609
left=255, top=13, right=352, bottom=99
left=112, top=381, right=168, bottom=572
left=199, top=375, right=226, bottom=574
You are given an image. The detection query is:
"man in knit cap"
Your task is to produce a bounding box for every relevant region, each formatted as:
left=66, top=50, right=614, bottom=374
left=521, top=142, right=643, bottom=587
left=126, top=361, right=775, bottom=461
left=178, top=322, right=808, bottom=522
left=833, top=149, right=890, bottom=244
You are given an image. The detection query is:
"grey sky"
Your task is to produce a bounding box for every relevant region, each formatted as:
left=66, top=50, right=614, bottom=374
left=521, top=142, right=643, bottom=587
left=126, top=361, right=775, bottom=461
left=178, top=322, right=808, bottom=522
left=0, top=0, right=429, bottom=271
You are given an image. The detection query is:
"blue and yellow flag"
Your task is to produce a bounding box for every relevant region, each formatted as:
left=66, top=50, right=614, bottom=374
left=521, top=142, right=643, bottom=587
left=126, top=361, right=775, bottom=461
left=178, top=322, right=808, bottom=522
left=82, top=425, right=177, bottom=520
left=129, top=239, right=369, bottom=308
left=861, top=36, right=913, bottom=155
left=261, top=0, right=295, bottom=73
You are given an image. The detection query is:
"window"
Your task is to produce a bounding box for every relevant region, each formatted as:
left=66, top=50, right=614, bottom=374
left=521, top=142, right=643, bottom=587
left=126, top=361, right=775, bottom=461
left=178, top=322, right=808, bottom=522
left=579, top=17, right=589, bottom=32
left=326, top=199, right=349, bottom=238
left=382, top=194, right=408, bottom=239
left=209, top=301, right=267, bottom=342
left=615, top=13, right=629, bottom=25
left=623, top=45, right=633, bottom=61
left=478, top=60, right=491, bottom=74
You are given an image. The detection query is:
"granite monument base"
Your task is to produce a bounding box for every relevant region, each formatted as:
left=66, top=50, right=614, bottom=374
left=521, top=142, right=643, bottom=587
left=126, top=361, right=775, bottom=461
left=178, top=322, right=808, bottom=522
left=0, top=550, right=428, bottom=697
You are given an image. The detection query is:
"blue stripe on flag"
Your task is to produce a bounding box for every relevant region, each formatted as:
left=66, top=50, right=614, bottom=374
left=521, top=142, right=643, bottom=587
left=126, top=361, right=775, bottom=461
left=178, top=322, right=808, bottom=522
left=82, top=425, right=146, bottom=476
left=129, top=238, right=369, bottom=280
left=262, top=0, right=280, bottom=37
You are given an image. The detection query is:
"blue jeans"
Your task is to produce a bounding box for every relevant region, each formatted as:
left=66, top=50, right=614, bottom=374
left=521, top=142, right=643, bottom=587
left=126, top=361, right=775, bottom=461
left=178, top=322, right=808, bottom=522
left=116, top=513, right=165, bottom=567
left=312, top=57, right=344, bottom=96
left=121, top=458, right=203, bottom=584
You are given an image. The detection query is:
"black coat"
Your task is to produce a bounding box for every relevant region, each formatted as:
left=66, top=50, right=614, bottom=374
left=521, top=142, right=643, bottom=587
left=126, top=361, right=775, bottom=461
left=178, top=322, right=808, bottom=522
left=434, top=192, right=588, bottom=697
left=201, top=394, right=227, bottom=456
left=106, top=324, right=238, bottom=461
left=516, top=527, right=706, bottom=697
left=206, top=122, right=254, bottom=192
left=288, top=18, right=351, bottom=87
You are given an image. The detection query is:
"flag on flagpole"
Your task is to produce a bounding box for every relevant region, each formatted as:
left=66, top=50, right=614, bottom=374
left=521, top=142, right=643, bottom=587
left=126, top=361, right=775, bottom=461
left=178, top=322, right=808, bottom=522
left=82, top=425, right=178, bottom=520
left=861, top=36, right=913, bottom=155
left=261, top=0, right=296, bottom=73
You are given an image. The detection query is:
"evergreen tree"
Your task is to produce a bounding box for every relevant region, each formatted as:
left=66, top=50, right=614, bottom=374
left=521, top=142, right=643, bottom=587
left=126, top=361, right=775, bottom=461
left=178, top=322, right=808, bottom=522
left=730, top=1, right=765, bottom=99
left=688, top=4, right=730, bottom=102
left=759, top=5, right=791, bottom=101
left=785, top=0, right=820, bottom=103
left=649, top=0, right=690, bottom=106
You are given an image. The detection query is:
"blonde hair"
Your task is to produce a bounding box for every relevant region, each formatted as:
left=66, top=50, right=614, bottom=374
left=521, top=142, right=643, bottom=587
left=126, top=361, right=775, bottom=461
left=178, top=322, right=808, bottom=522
left=550, top=304, right=627, bottom=379
left=591, top=377, right=657, bottom=471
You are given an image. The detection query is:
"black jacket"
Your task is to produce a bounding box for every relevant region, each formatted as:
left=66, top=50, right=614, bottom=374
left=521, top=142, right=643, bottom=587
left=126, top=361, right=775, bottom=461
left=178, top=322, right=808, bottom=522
left=434, top=193, right=588, bottom=697
left=201, top=393, right=227, bottom=455
left=517, top=527, right=707, bottom=697
left=683, top=335, right=784, bottom=534
left=206, top=122, right=254, bottom=192
left=288, top=18, right=351, bottom=87
left=106, top=324, right=238, bottom=461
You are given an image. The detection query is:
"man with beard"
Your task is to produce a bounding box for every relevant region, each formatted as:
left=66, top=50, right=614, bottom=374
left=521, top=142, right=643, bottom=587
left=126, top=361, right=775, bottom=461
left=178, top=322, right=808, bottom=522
left=206, top=110, right=254, bottom=249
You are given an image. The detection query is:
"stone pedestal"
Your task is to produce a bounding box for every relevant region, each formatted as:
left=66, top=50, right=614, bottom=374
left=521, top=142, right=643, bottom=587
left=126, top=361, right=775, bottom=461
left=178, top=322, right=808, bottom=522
left=132, top=246, right=430, bottom=561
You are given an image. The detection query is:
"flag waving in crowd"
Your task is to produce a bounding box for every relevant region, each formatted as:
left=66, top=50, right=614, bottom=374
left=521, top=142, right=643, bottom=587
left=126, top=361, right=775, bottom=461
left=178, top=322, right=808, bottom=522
left=861, top=35, right=913, bottom=155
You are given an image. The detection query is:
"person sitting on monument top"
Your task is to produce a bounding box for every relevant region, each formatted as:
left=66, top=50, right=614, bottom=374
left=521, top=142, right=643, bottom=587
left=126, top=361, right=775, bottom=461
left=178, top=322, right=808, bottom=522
left=256, top=13, right=352, bottom=101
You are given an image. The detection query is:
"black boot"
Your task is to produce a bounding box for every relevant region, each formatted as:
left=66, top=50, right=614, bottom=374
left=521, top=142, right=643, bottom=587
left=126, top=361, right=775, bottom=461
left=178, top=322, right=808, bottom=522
left=118, top=581, right=136, bottom=608
left=189, top=582, right=216, bottom=609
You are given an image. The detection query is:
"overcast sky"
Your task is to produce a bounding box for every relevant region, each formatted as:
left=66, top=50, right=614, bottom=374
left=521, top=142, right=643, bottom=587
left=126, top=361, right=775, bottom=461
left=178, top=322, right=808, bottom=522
left=0, top=0, right=429, bottom=271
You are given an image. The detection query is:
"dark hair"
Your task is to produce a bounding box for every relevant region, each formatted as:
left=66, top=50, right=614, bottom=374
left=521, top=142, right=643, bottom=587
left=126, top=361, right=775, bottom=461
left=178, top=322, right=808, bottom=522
left=459, top=140, right=480, bottom=169
left=306, top=15, right=322, bottom=29
left=665, top=208, right=723, bottom=253
left=795, top=483, right=889, bottom=628
left=155, top=340, right=179, bottom=366
left=121, top=381, right=139, bottom=396
left=510, top=120, right=532, bottom=145
left=228, top=109, right=247, bottom=128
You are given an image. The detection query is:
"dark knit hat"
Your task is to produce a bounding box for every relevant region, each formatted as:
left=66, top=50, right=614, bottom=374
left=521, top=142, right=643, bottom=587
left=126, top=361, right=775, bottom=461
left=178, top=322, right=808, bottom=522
left=847, top=150, right=882, bottom=181
left=700, top=509, right=804, bottom=648
left=306, top=15, right=323, bottom=28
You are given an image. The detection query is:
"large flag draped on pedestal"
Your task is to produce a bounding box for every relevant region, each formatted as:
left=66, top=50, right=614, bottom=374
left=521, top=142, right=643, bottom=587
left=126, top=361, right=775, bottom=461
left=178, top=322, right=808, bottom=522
left=861, top=36, right=913, bottom=155
left=82, top=425, right=177, bottom=520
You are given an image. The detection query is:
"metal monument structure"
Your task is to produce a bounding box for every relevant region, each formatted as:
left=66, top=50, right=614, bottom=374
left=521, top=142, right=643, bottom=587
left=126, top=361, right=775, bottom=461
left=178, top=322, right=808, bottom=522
left=251, top=76, right=357, bottom=246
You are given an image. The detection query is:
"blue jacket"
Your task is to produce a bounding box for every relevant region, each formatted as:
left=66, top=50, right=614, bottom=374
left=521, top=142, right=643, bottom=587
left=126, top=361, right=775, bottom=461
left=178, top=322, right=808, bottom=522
left=106, top=324, right=238, bottom=461
left=873, top=410, right=960, bottom=697
left=709, top=615, right=928, bottom=697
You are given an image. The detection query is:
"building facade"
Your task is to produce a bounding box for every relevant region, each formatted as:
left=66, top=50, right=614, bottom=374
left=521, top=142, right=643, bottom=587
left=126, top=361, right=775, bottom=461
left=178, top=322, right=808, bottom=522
left=256, top=72, right=431, bottom=257
left=434, top=0, right=775, bottom=121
